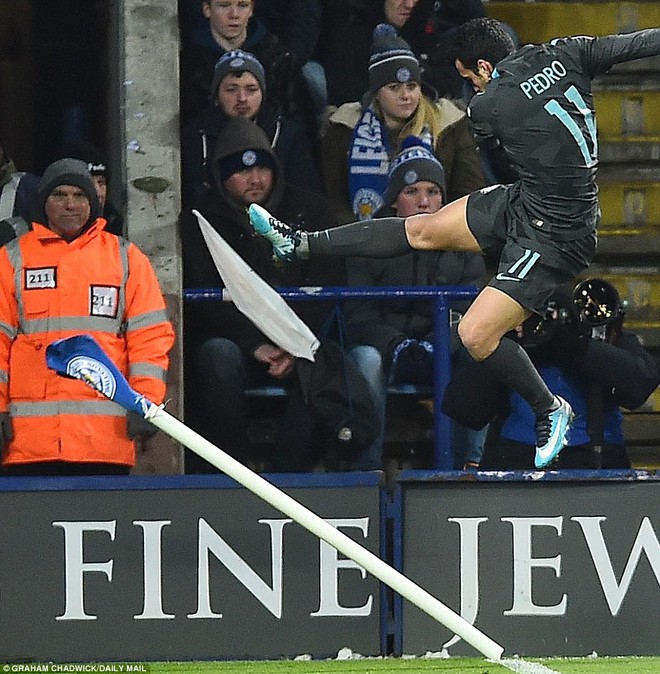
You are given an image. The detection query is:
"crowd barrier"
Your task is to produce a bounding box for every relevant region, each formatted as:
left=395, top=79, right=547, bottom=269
left=183, top=285, right=479, bottom=470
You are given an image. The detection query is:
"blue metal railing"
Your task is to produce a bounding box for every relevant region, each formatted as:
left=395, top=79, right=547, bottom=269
left=183, top=285, right=479, bottom=470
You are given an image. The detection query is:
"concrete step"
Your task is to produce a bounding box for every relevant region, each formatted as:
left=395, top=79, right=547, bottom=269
left=594, top=230, right=660, bottom=260
left=625, top=410, right=660, bottom=443
left=487, top=2, right=660, bottom=45
left=627, top=443, right=660, bottom=471
left=599, top=139, right=660, bottom=163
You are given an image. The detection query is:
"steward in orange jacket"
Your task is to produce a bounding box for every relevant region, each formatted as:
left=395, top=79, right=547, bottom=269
left=0, top=158, right=175, bottom=475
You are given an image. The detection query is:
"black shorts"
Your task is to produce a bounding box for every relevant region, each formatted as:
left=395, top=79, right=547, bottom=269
left=466, top=185, right=597, bottom=314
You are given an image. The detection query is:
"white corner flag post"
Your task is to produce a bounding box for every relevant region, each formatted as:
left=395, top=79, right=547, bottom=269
left=46, top=335, right=504, bottom=661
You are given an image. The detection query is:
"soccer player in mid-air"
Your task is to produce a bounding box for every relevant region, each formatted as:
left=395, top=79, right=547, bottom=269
left=248, top=18, right=660, bottom=469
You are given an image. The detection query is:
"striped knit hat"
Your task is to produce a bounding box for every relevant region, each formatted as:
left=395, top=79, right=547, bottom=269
left=368, top=24, right=421, bottom=95
left=383, top=136, right=446, bottom=206
left=210, top=50, right=267, bottom=100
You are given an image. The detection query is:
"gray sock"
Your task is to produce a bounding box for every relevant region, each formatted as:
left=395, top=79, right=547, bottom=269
left=307, top=217, right=411, bottom=258
left=481, top=337, right=556, bottom=414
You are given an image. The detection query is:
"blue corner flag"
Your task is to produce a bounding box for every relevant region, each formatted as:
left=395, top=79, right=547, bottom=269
left=46, top=334, right=151, bottom=417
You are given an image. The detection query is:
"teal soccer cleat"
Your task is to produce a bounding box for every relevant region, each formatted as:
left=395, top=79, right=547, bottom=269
left=534, top=396, right=574, bottom=469
left=248, top=203, right=299, bottom=261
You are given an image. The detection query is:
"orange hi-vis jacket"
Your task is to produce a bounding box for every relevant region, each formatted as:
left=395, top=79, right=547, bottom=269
left=0, top=219, right=175, bottom=467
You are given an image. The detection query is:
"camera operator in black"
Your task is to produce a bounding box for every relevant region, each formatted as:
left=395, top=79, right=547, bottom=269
left=442, top=280, right=660, bottom=469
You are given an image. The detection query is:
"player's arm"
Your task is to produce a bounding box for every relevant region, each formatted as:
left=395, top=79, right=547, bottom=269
left=466, top=92, right=498, bottom=146
left=570, top=28, right=660, bottom=76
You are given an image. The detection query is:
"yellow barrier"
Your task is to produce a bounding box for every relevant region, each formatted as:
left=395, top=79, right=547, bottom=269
left=597, top=181, right=660, bottom=228
left=595, top=90, right=660, bottom=138
left=487, top=2, right=660, bottom=44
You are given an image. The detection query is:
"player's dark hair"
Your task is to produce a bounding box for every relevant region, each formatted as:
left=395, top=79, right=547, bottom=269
left=452, top=18, right=516, bottom=72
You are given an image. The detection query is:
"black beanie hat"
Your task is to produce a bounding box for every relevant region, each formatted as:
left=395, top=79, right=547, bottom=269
left=218, top=148, right=276, bottom=182
left=383, top=136, right=446, bottom=206
left=35, top=158, right=102, bottom=226
left=210, top=50, right=267, bottom=100
left=368, top=24, right=421, bottom=95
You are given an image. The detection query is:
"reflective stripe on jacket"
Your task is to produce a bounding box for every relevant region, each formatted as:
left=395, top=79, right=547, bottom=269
left=0, top=219, right=175, bottom=466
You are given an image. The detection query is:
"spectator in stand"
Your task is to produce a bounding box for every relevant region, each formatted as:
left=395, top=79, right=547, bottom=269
left=412, top=0, right=488, bottom=100
left=181, top=50, right=322, bottom=208
left=0, top=142, right=40, bottom=243
left=398, top=0, right=486, bottom=53
left=317, top=0, right=418, bottom=108
left=443, top=282, right=660, bottom=469
left=321, top=24, right=483, bottom=224
left=0, top=159, right=174, bottom=476
left=180, top=117, right=344, bottom=473
left=345, top=137, right=486, bottom=470
left=253, top=0, right=321, bottom=68
left=314, top=0, right=516, bottom=133
left=180, top=0, right=294, bottom=127
left=252, top=0, right=327, bottom=128
left=1, top=141, right=127, bottom=244
left=314, top=0, right=510, bottom=183
left=57, top=142, right=124, bottom=236
left=315, top=0, right=484, bottom=106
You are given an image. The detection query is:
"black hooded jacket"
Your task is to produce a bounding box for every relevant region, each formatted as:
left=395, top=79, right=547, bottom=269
left=180, top=117, right=343, bottom=357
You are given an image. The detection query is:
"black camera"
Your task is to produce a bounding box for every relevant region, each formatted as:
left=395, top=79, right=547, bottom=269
left=573, top=278, right=624, bottom=341
left=522, top=278, right=624, bottom=346
left=522, top=291, right=577, bottom=346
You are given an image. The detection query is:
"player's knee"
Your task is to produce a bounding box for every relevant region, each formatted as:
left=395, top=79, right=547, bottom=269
left=457, top=319, right=492, bottom=361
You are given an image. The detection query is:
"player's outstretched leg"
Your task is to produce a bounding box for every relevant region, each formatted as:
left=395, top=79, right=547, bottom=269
left=248, top=203, right=300, bottom=261
left=250, top=202, right=416, bottom=260
left=534, top=395, right=574, bottom=468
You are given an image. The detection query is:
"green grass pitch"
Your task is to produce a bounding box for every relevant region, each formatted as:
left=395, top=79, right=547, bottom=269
left=136, top=657, right=660, bottom=674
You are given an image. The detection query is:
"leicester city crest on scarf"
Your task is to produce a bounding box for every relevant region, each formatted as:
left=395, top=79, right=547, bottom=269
left=348, top=106, right=391, bottom=220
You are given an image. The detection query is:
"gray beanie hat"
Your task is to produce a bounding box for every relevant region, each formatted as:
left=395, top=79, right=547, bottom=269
left=368, top=24, right=421, bottom=95
left=35, top=158, right=102, bottom=226
left=210, top=50, right=267, bottom=100
left=383, top=136, right=446, bottom=206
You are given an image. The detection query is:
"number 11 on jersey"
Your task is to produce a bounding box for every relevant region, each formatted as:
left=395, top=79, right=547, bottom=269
left=544, top=84, right=598, bottom=167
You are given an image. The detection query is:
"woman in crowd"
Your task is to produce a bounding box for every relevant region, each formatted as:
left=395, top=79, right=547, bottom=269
left=321, top=24, right=484, bottom=224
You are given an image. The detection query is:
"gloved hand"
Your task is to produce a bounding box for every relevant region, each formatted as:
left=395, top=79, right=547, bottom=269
left=0, top=412, right=13, bottom=450
left=389, top=338, right=434, bottom=386
left=126, top=411, right=158, bottom=441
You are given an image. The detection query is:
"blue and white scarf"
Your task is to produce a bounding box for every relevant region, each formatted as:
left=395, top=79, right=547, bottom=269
left=348, top=105, right=392, bottom=220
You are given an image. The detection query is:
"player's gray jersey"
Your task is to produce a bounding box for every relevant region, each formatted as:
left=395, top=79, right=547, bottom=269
left=468, top=28, right=660, bottom=240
